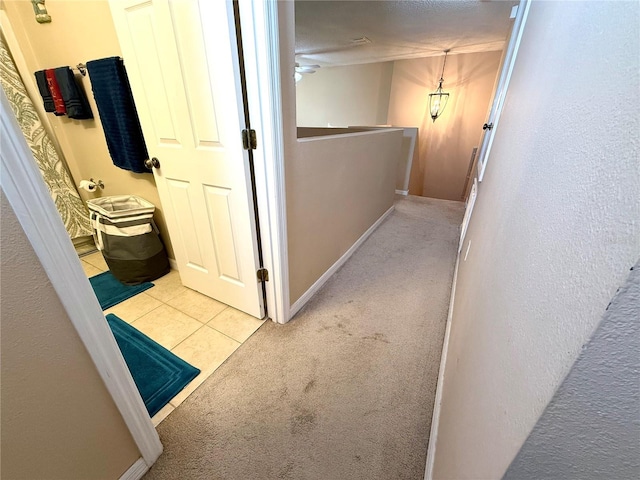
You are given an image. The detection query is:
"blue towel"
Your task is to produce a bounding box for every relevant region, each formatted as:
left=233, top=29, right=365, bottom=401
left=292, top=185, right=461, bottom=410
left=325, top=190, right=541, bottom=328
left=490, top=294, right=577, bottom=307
left=54, top=67, right=93, bottom=119
left=34, top=70, right=55, bottom=112
left=89, top=271, right=153, bottom=310
left=86, top=57, right=149, bottom=174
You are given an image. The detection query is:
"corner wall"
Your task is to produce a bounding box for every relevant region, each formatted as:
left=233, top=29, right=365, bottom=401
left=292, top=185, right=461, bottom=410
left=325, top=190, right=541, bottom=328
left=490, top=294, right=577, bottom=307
left=431, top=1, right=640, bottom=478
left=293, top=48, right=503, bottom=202
left=504, top=262, right=640, bottom=479
left=280, top=2, right=403, bottom=306
left=289, top=130, right=403, bottom=303
left=387, top=50, right=502, bottom=201
left=0, top=190, right=140, bottom=479
left=2, top=0, right=173, bottom=257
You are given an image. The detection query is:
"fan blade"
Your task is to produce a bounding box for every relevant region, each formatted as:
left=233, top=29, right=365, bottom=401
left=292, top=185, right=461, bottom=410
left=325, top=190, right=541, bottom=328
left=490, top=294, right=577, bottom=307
left=295, top=64, right=321, bottom=74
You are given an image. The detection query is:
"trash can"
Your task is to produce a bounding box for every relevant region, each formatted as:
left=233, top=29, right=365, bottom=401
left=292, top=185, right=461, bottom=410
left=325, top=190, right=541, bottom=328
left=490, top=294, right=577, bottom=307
left=87, top=195, right=170, bottom=285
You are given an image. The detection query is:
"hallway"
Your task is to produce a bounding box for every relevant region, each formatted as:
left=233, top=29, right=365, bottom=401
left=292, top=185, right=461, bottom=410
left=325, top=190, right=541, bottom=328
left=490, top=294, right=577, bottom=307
left=144, top=195, right=464, bottom=479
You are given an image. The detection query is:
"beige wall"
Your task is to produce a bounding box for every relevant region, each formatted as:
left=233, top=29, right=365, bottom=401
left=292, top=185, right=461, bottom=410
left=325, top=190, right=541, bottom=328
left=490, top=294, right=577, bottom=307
left=297, top=127, right=373, bottom=138
left=298, top=126, right=418, bottom=194
left=0, top=190, right=140, bottom=479
left=299, top=126, right=416, bottom=194
left=296, top=62, right=394, bottom=127
left=280, top=2, right=402, bottom=305
left=289, top=130, right=403, bottom=302
left=3, top=0, right=174, bottom=257
left=387, top=50, right=502, bottom=201
left=431, top=1, right=640, bottom=478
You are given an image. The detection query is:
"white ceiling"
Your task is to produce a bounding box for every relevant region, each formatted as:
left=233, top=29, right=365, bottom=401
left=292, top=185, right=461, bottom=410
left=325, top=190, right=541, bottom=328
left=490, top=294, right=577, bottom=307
left=295, top=0, right=516, bottom=67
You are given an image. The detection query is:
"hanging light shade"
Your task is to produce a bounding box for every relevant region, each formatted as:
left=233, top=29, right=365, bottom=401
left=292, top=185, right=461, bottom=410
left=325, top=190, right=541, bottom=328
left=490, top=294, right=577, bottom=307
left=428, top=50, right=450, bottom=122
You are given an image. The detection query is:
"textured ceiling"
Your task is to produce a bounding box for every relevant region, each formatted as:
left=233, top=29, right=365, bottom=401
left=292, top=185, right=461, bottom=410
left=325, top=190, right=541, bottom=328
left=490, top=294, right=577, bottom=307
left=295, top=0, right=516, bottom=67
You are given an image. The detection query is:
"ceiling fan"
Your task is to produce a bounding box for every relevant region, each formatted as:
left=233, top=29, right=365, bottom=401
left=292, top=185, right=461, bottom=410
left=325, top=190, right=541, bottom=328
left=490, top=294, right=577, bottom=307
left=295, top=62, right=320, bottom=82
left=295, top=62, right=320, bottom=74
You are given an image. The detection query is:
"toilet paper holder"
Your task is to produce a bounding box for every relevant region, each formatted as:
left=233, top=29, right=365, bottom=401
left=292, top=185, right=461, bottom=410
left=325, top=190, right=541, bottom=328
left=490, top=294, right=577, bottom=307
left=79, top=178, right=105, bottom=192
left=90, top=178, right=105, bottom=189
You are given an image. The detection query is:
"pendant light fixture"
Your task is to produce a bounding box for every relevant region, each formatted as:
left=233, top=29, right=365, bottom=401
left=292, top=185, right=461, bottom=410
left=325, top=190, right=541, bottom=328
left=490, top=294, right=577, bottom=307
left=428, top=50, right=450, bottom=122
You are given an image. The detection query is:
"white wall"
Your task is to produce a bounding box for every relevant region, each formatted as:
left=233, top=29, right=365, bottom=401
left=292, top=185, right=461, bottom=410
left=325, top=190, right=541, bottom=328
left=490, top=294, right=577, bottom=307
left=296, top=62, right=393, bottom=127
left=504, top=262, right=640, bottom=479
left=431, top=1, right=640, bottom=478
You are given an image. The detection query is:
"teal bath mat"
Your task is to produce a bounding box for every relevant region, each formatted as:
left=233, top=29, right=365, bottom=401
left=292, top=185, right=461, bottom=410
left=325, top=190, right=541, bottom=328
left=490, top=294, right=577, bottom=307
left=106, top=314, right=200, bottom=417
left=89, top=271, right=153, bottom=309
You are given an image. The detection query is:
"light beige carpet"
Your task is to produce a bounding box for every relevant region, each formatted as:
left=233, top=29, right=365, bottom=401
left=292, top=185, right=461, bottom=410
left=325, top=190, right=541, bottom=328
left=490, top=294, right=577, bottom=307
left=144, top=195, right=464, bottom=480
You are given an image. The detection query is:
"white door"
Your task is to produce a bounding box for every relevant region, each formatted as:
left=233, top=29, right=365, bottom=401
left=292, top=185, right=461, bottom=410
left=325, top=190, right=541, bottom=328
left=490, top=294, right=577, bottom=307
left=476, top=0, right=531, bottom=182
left=109, top=0, right=265, bottom=318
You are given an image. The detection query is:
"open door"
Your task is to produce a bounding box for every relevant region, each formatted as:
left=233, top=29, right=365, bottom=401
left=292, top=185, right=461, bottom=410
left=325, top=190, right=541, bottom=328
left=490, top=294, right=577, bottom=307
left=476, top=0, right=531, bottom=182
left=109, top=0, right=265, bottom=318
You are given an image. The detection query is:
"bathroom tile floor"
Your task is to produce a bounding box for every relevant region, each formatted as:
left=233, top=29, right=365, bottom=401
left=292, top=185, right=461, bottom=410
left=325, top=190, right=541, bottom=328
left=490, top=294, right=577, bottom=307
left=80, top=251, right=266, bottom=426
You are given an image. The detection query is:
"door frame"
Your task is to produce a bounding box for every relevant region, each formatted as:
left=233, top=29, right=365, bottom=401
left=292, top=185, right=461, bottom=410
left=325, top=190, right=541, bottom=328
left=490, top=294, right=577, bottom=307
left=0, top=0, right=287, bottom=472
left=238, top=0, right=290, bottom=325
left=476, top=0, right=531, bottom=182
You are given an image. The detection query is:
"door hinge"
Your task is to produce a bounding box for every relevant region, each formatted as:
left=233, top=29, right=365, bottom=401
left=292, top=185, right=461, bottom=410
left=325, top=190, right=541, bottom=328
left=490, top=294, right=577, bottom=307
left=257, top=268, right=269, bottom=282
left=242, top=129, right=257, bottom=150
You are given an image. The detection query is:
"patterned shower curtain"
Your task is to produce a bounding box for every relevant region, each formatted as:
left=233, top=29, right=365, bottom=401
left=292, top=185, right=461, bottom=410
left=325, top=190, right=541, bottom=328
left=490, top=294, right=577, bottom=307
left=0, top=36, right=92, bottom=239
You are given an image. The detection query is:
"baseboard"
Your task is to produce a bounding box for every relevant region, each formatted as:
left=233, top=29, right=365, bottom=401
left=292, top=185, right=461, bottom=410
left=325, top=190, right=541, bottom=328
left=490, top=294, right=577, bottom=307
left=395, top=189, right=409, bottom=196
left=289, top=205, right=395, bottom=319
left=424, top=252, right=461, bottom=480
left=119, top=458, right=149, bottom=480
left=168, top=257, right=178, bottom=271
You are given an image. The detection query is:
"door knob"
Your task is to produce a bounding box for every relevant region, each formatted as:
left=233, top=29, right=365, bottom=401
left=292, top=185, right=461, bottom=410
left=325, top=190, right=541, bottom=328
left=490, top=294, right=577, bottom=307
left=482, top=123, right=494, bottom=131
left=144, top=157, right=160, bottom=170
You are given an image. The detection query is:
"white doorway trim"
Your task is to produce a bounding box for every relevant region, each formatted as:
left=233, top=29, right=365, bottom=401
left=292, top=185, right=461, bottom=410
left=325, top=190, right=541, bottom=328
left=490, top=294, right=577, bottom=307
left=0, top=1, right=288, bottom=474
left=476, top=0, right=531, bottom=182
left=238, top=0, right=290, bottom=324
